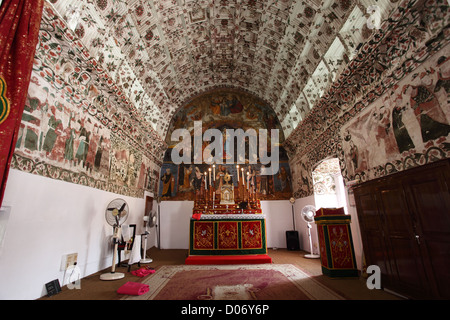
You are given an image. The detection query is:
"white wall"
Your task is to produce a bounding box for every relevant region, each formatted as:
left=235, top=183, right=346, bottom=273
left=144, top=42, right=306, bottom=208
left=262, top=200, right=296, bottom=249
left=158, top=200, right=194, bottom=249
left=0, top=169, right=151, bottom=300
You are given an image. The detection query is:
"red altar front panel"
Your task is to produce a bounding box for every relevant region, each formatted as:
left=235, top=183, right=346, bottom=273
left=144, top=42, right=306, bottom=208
left=189, top=218, right=267, bottom=256
left=193, top=221, right=214, bottom=250
left=241, top=220, right=263, bottom=249
left=217, top=221, right=239, bottom=249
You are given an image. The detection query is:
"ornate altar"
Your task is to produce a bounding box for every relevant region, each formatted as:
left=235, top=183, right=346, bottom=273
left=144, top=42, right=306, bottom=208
left=314, top=208, right=358, bottom=277
left=189, top=214, right=267, bottom=256
left=186, top=165, right=271, bottom=264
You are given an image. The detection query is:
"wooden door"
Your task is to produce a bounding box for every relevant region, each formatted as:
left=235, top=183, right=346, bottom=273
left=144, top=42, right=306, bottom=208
left=354, top=184, right=393, bottom=287
left=354, top=159, right=450, bottom=299
left=376, top=180, right=430, bottom=298
left=403, top=161, right=450, bottom=299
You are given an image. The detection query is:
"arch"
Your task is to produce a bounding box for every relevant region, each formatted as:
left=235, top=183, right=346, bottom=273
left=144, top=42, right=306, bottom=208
left=158, top=88, right=293, bottom=201
left=312, top=157, right=347, bottom=213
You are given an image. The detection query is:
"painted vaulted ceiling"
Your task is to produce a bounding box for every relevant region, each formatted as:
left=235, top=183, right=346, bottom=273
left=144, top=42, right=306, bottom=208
left=47, top=0, right=400, bottom=143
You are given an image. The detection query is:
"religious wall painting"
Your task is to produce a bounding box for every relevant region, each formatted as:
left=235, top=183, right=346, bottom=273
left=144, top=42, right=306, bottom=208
left=12, top=64, right=160, bottom=198
left=340, top=49, right=450, bottom=181
left=15, top=80, right=113, bottom=179
left=290, top=154, right=314, bottom=198
left=272, top=162, right=292, bottom=195
left=159, top=162, right=211, bottom=200
left=159, top=163, right=178, bottom=198
left=108, top=138, right=129, bottom=186
left=138, top=155, right=157, bottom=193
left=9, top=7, right=167, bottom=198
left=159, top=88, right=291, bottom=200
left=158, top=161, right=293, bottom=201
left=109, top=136, right=145, bottom=190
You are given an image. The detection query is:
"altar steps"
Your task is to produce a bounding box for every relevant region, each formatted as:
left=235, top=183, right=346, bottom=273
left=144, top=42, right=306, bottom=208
left=185, top=254, right=272, bottom=265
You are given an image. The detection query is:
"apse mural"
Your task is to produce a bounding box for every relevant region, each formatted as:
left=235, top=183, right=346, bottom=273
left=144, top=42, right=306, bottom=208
left=159, top=89, right=292, bottom=201
left=165, top=89, right=285, bottom=147
left=158, top=161, right=293, bottom=201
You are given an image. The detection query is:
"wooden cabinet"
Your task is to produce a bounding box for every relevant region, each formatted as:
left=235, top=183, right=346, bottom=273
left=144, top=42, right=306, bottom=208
left=314, top=208, right=358, bottom=278
left=353, top=159, right=450, bottom=299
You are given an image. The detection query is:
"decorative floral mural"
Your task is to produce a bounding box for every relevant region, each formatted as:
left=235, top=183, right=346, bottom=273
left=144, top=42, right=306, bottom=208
left=10, top=0, right=449, bottom=201
left=40, top=0, right=402, bottom=139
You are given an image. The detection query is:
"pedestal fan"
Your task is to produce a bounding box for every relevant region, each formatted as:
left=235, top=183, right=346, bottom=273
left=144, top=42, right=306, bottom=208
left=100, top=199, right=129, bottom=281
left=301, top=205, right=320, bottom=259
left=156, top=196, right=161, bottom=249
left=140, top=210, right=157, bottom=264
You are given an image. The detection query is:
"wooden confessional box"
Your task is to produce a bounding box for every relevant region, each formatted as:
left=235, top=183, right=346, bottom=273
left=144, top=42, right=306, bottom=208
left=353, top=159, right=450, bottom=299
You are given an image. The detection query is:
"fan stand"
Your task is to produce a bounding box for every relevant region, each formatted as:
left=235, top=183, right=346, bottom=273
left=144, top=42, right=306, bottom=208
left=304, top=222, right=320, bottom=259
left=140, top=215, right=153, bottom=264
left=100, top=226, right=125, bottom=280
left=140, top=230, right=153, bottom=264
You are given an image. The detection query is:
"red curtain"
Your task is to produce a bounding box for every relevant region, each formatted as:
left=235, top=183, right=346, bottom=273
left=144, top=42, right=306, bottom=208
left=0, top=0, right=44, bottom=206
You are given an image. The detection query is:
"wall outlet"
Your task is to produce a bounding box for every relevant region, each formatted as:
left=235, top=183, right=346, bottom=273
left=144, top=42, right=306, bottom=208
left=60, top=253, right=78, bottom=271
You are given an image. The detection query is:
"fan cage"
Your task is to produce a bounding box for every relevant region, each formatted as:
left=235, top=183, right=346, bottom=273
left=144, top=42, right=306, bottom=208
left=301, top=205, right=316, bottom=223
left=105, top=199, right=129, bottom=226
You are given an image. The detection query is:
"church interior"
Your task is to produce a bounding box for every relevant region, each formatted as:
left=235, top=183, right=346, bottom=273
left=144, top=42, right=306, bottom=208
left=0, top=0, right=449, bottom=301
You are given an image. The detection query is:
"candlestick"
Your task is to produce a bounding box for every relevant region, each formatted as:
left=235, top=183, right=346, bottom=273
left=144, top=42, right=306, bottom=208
left=247, top=171, right=249, bottom=189
left=236, top=165, right=239, bottom=182
left=241, top=168, right=244, bottom=184
left=208, top=167, right=212, bottom=185
left=213, top=165, right=215, bottom=181
left=204, top=172, right=207, bottom=190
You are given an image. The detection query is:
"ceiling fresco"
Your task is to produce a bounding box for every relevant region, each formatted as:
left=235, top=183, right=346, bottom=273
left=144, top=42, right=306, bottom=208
left=46, top=0, right=401, bottom=142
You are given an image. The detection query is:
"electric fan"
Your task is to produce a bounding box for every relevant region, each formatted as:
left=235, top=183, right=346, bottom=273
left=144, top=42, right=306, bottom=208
left=301, top=205, right=320, bottom=259
left=100, top=198, right=129, bottom=280
left=140, top=210, right=157, bottom=264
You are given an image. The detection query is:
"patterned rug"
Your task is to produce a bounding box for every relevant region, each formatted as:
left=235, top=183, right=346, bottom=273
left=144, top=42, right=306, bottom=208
left=122, top=264, right=345, bottom=300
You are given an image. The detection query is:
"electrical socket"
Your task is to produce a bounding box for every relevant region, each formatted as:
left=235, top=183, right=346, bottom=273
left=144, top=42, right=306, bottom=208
left=60, top=253, right=78, bottom=271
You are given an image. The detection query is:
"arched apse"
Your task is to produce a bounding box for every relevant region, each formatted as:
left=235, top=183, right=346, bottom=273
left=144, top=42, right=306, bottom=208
left=158, top=88, right=292, bottom=201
